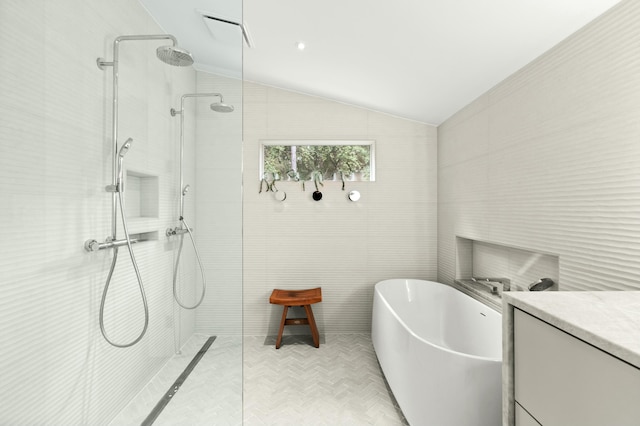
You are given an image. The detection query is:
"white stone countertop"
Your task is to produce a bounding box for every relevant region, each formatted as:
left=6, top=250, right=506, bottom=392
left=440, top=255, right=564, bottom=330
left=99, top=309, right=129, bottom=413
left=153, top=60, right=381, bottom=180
left=503, top=291, right=640, bottom=368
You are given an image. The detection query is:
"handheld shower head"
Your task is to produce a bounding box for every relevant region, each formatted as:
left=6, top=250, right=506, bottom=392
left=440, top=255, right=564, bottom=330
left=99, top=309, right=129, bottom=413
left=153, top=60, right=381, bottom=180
left=114, top=138, right=133, bottom=192
left=156, top=45, right=194, bottom=67
left=118, top=138, right=133, bottom=157
left=182, top=185, right=190, bottom=196
left=210, top=101, right=234, bottom=113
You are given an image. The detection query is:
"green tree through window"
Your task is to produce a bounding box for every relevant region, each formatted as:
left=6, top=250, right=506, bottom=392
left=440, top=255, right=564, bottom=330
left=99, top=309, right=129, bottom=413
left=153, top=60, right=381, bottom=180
left=262, top=141, right=374, bottom=181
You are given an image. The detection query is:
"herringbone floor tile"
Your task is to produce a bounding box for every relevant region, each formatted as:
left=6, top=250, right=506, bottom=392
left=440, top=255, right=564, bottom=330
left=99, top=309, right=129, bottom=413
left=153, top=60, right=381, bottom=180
left=243, top=334, right=408, bottom=425
left=113, top=334, right=407, bottom=425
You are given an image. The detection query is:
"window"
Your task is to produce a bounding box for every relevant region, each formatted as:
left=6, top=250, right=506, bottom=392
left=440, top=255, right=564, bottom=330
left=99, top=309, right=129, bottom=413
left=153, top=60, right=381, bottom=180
left=260, top=140, right=375, bottom=181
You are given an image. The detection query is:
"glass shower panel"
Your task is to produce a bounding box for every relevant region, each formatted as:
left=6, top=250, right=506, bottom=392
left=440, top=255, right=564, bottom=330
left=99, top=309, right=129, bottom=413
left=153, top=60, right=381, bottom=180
left=163, top=9, right=244, bottom=426
left=0, top=0, right=243, bottom=424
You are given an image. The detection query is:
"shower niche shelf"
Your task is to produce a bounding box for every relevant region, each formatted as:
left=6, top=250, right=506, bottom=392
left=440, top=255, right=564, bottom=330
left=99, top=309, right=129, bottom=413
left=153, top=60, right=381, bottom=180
left=455, top=236, right=560, bottom=292
left=125, top=170, right=159, bottom=219
left=129, top=230, right=158, bottom=243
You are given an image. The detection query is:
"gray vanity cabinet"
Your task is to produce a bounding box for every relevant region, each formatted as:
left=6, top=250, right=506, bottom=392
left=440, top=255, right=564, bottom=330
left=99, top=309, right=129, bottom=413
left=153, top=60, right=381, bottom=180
left=513, top=309, right=640, bottom=426
left=514, top=402, right=539, bottom=426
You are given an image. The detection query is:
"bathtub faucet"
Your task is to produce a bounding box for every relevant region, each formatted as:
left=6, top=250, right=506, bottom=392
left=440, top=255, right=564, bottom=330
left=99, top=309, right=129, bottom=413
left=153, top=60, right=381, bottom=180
left=471, top=277, right=511, bottom=294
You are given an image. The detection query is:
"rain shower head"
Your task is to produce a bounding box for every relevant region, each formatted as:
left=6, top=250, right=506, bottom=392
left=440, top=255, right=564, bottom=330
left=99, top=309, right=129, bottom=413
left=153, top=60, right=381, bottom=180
left=97, top=35, right=194, bottom=70
left=156, top=45, right=194, bottom=67
left=171, top=93, right=234, bottom=116
left=210, top=101, right=234, bottom=113
left=118, top=138, right=133, bottom=158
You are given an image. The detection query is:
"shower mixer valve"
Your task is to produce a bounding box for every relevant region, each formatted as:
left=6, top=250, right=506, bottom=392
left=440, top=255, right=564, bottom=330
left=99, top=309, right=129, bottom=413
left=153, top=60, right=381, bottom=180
left=84, top=236, right=139, bottom=252
left=105, top=183, right=121, bottom=193
left=166, top=226, right=193, bottom=236
left=84, top=239, right=101, bottom=252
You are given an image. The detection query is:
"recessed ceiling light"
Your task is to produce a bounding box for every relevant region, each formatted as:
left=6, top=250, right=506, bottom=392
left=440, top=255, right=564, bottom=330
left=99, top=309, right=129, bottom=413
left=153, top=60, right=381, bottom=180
left=296, top=41, right=305, bottom=51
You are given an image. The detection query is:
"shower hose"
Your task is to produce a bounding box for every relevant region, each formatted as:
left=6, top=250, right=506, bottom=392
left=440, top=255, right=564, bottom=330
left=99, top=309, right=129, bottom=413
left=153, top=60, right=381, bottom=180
left=173, top=216, right=206, bottom=309
left=99, top=190, right=149, bottom=348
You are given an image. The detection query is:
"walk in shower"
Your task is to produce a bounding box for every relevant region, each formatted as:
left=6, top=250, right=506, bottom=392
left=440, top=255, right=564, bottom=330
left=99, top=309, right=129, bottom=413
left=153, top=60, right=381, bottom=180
left=1, top=1, right=243, bottom=424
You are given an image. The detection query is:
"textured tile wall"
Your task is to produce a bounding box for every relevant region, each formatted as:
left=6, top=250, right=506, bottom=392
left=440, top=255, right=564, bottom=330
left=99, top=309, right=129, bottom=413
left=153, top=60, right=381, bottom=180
left=0, top=0, right=196, bottom=424
left=194, top=72, right=243, bottom=335
left=242, top=82, right=438, bottom=336
left=438, top=0, right=640, bottom=291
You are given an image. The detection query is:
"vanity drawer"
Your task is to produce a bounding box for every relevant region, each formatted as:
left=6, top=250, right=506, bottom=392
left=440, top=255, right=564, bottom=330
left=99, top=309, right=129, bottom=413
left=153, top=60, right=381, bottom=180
left=514, top=309, right=640, bottom=426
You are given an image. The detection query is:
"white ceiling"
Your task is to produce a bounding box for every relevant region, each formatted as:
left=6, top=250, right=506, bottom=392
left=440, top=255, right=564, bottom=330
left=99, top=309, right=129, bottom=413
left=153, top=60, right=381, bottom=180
left=140, top=0, right=621, bottom=125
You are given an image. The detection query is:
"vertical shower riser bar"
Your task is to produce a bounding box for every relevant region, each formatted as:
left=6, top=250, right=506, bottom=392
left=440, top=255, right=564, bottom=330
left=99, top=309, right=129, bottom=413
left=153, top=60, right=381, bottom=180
left=97, top=35, right=178, bottom=240
left=89, top=34, right=192, bottom=348
left=170, top=93, right=225, bottom=219
left=168, top=93, right=231, bottom=315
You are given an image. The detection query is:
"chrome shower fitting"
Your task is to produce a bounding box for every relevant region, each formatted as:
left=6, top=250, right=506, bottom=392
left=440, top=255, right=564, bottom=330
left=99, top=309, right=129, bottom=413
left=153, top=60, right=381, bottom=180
left=85, top=138, right=149, bottom=348
left=89, top=35, right=192, bottom=348
left=169, top=93, right=234, bottom=218
left=166, top=226, right=192, bottom=237
left=528, top=278, right=555, bottom=291
left=471, top=277, right=511, bottom=295
left=97, top=34, right=193, bottom=70
left=97, top=34, right=193, bottom=244
left=170, top=93, right=234, bottom=117
left=210, top=99, right=234, bottom=113
left=170, top=215, right=207, bottom=310
left=105, top=138, right=133, bottom=193
left=116, top=138, right=132, bottom=192
left=155, top=45, right=194, bottom=67
left=167, top=93, right=238, bottom=313
left=165, top=186, right=192, bottom=236
left=118, top=138, right=133, bottom=157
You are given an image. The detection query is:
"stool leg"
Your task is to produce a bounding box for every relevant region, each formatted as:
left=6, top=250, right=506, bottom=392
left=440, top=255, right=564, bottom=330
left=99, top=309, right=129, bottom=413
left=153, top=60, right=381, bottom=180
left=304, top=304, right=320, bottom=348
left=275, top=305, right=289, bottom=349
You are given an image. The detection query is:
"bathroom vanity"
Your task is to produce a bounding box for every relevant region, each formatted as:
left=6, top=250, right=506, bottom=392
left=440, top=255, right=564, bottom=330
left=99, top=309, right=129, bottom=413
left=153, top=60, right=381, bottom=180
left=502, top=292, right=640, bottom=425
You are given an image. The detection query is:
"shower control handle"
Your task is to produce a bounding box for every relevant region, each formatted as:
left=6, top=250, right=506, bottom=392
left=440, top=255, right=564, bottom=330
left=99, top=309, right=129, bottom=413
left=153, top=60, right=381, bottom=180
left=84, top=237, right=138, bottom=252
left=84, top=239, right=101, bottom=252
left=166, top=226, right=193, bottom=236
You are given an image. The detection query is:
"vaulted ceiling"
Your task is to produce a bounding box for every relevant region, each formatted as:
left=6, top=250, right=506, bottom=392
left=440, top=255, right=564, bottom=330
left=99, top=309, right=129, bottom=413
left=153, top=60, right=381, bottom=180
left=140, top=0, right=621, bottom=124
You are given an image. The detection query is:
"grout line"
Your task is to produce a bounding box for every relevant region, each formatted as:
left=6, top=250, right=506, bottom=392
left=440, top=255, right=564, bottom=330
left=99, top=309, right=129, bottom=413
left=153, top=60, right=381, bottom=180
left=141, top=336, right=217, bottom=426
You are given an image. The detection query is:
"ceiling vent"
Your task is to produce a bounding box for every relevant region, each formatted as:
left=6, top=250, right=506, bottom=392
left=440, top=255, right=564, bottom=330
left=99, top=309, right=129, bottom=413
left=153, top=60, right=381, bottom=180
left=199, top=11, right=253, bottom=48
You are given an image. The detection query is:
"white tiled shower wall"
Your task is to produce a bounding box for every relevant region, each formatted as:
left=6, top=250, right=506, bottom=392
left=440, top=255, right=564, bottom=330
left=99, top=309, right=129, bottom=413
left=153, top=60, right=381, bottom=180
left=242, top=82, right=439, bottom=336
left=0, top=1, right=201, bottom=424
left=194, top=73, right=243, bottom=336
left=438, top=0, right=640, bottom=291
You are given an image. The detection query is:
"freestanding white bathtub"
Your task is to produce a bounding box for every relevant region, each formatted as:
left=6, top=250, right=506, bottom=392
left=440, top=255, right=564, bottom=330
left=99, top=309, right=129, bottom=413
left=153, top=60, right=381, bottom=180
left=372, top=279, right=502, bottom=426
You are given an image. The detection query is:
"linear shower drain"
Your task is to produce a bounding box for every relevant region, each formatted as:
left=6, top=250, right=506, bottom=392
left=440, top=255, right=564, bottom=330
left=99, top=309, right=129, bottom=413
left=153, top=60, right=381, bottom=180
left=141, top=336, right=217, bottom=425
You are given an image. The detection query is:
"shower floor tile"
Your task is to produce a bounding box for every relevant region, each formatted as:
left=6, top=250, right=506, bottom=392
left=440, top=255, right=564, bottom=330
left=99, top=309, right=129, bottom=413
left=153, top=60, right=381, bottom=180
left=112, top=333, right=407, bottom=425
left=109, top=335, right=242, bottom=426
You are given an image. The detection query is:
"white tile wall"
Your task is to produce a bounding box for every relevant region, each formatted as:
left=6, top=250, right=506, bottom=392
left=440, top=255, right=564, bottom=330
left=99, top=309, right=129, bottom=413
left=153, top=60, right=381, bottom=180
left=242, top=82, right=438, bottom=336
left=0, top=0, right=199, bottom=423
left=438, top=0, right=640, bottom=291
left=193, top=72, right=243, bottom=336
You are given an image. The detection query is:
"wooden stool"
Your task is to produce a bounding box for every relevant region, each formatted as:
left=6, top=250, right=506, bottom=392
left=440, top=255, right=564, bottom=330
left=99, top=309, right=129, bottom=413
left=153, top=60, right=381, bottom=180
left=269, top=287, right=322, bottom=349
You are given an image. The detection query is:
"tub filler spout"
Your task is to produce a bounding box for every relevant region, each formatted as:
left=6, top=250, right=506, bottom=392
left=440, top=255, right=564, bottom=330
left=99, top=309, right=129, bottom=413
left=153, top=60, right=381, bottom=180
left=472, top=277, right=511, bottom=294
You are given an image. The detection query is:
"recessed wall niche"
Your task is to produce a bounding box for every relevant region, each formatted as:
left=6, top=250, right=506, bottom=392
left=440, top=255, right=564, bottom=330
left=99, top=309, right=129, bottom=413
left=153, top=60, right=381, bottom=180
left=125, top=171, right=159, bottom=219
left=456, top=236, right=560, bottom=291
